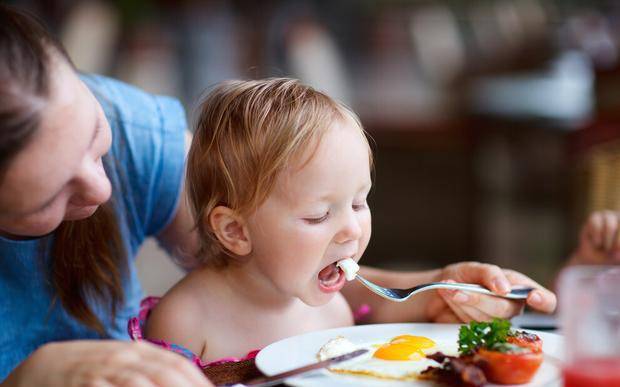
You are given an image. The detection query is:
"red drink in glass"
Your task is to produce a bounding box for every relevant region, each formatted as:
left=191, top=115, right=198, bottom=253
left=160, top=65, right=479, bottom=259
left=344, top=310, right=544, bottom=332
left=559, top=267, right=620, bottom=387
left=563, top=357, right=620, bottom=387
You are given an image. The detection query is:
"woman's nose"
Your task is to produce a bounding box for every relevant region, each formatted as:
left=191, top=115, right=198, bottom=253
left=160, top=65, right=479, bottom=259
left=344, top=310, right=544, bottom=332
left=335, top=209, right=363, bottom=244
left=71, top=158, right=112, bottom=207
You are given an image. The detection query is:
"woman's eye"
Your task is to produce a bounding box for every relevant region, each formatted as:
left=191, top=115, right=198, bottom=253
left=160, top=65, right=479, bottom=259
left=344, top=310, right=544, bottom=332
left=304, top=213, right=329, bottom=224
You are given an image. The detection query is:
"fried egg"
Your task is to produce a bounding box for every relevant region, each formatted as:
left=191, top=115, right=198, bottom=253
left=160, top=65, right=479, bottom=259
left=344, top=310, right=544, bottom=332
left=317, top=334, right=458, bottom=381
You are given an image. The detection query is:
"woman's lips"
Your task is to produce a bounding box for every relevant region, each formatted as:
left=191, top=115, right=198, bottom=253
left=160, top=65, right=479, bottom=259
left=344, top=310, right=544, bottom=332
left=317, top=263, right=346, bottom=293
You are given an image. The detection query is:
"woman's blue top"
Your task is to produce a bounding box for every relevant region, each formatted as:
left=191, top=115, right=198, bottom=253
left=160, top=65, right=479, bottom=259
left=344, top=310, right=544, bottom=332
left=0, top=74, right=187, bottom=381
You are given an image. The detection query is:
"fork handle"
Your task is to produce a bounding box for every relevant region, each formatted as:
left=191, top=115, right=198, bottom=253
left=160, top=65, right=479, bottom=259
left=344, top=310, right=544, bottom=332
left=426, top=282, right=534, bottom=300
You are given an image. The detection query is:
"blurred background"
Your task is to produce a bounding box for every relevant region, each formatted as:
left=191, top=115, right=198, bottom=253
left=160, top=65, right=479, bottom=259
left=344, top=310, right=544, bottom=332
left=6, top=0, right=620, bottom=295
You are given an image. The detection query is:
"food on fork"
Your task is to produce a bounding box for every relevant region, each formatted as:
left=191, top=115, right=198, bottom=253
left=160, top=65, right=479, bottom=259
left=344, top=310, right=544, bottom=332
left=336, top=258, right=359, bottom=281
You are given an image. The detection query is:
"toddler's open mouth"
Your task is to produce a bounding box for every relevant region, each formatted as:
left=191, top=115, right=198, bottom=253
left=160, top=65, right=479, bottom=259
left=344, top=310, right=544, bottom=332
left=318, top=263, right=346, bottom=293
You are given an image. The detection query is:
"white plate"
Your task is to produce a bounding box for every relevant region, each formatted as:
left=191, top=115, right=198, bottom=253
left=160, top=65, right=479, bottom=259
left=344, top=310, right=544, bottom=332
left=255, top=323, right=564, bottom=387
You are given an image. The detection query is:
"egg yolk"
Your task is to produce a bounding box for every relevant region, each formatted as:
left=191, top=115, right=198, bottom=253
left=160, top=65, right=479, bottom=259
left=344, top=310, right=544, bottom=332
left=373, top=335, right=436, bottom=361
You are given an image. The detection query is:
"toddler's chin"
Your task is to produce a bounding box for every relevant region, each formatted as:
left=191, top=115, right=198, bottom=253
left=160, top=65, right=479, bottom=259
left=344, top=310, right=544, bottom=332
left=299, top=293, right=335, bottom=307
left=299, top=289, right=338, bottom=307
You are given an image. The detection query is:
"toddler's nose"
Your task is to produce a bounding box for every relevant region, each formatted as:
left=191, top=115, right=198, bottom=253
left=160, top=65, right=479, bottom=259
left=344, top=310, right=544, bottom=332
left=335, top=210, right=363, bottom=244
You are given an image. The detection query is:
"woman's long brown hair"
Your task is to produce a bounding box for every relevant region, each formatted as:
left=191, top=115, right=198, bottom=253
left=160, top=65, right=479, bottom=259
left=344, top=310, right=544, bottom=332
left=0, top=5, right=126, bottom=334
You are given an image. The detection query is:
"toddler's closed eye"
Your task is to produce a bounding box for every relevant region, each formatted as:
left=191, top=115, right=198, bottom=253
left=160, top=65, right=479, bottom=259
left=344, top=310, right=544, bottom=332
left=304, top=213, right=330, bottom=224
left=352, top=202, right=368, bottom=211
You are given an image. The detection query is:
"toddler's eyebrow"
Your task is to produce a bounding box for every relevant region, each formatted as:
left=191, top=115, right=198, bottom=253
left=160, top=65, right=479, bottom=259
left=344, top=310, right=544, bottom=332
left=302, top=184, right=372, bottom=206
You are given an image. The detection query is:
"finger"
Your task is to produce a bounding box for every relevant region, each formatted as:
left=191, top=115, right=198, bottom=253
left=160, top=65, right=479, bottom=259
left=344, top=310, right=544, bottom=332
left=453, top=303, right=496, bottom=322
left=136, top=362, right=203, bottom=387
left=455, top=263, right=511, bottom=295
left=602, top=211, right=618, bottom=251
left=87, top=380, right=116, bottom=387
left=503, top=270, right=557, bottom=313
left=133, top=342, right=211, bottom=387
left=437, top=288, right=478, bottom=323
left=425, top=292, right=462, bottom=323
left=452, top=291, right=523, bottom=320
left=584, top=212, right=604, bottom=248
left=526, top=289, right=557, bottom=313
left=446, top=295, right=498, bottom=322
left=611, top=217, right=620, bottom=260
left=425, top=292, right=449, bottom=321
left=103, top=344, right=198, bottom=387
left=108, top=370, right=155, bottom=387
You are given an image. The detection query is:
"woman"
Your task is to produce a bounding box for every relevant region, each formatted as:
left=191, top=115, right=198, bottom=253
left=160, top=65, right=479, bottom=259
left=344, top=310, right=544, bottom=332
left=0, top=4, right=556, bottom=386
left=0, top=5, right=210, bottom=386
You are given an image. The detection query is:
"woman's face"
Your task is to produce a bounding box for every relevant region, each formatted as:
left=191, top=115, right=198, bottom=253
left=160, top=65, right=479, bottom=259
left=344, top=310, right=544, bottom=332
left=0, top=57, right=112, bottom=238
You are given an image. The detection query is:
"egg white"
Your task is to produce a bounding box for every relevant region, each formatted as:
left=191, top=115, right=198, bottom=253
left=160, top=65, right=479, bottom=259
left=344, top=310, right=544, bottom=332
left=318, top=336, right=458, bottom=381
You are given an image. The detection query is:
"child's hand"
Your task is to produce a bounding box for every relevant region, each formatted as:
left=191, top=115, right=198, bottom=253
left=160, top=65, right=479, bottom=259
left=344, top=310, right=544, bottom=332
left=571, top=210, right=620, bottom=265
left=426, top=262, right=556, bottom=323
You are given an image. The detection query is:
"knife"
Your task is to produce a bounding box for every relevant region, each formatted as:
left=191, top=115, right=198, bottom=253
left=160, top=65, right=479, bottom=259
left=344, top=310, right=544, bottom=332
left=225, top=348, right=368, bottom=387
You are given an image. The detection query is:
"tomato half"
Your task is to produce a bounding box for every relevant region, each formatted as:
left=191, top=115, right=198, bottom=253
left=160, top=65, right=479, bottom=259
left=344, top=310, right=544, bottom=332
left=475, top=348, right=543, bottom=384
left=507, top=331, right=543, bottom=353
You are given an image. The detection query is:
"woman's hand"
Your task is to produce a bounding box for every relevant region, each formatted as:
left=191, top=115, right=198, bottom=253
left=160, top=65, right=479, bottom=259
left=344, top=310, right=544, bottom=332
left=426, top=262, right=557, bottom=323
left=3, top=340, right=213, bottom=387
left=570, top=210, right=620, bottom=265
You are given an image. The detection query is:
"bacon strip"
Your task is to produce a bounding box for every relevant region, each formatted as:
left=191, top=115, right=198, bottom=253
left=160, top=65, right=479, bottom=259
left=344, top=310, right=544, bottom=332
left=420, top=352, right=487, bottom=387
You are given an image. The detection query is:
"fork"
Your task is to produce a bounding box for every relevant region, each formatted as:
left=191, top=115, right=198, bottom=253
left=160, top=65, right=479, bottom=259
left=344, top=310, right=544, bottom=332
left=355, top=274, right=533, bottom=302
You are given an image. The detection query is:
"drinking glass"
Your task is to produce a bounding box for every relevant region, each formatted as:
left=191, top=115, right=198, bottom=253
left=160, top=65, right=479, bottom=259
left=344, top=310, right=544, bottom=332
left=558, top=265, right=620, bottom=387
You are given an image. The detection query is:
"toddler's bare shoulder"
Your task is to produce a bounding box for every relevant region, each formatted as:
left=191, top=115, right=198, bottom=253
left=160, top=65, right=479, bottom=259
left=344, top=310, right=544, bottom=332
left=144, top=280, right=210, bottom=352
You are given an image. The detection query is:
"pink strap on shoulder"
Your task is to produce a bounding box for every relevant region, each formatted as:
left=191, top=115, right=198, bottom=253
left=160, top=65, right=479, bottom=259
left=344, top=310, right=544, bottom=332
left=127, top=296, right=259, bottom=368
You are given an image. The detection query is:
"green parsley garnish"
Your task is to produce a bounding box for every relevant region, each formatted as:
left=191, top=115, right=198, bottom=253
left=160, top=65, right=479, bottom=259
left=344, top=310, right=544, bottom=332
left=458, top=318, right=512, bottom=355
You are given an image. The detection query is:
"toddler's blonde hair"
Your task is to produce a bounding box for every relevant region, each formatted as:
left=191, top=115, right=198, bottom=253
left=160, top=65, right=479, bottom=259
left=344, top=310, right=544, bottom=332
left=187, top=78, right=372, bottom=265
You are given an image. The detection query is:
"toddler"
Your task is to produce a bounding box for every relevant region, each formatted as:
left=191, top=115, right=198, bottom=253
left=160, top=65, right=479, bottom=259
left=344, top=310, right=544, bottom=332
left=133, top=78, right=552, bottom=365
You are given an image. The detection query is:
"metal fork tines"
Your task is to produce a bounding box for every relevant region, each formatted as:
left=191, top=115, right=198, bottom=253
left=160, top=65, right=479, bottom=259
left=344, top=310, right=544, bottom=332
left=355, top=274, right=534, bottom=302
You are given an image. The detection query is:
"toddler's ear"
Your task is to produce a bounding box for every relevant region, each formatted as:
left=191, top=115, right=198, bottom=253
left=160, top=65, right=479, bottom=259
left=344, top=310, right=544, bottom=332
left=208, top=206, right=252, bottom=256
